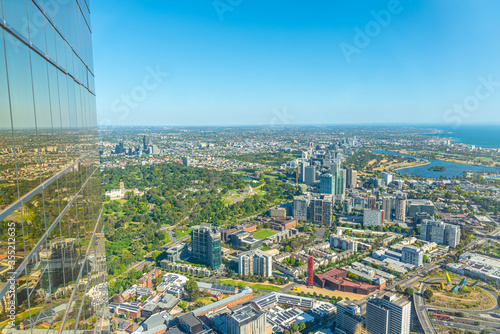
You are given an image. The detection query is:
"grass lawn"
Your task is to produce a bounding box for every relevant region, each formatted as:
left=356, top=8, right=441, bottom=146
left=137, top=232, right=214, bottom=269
left=253, top=229, right=278, bottom=240
left=175, top=229, right=189, bottom=239
left=219, top=279, right=282, bottom=292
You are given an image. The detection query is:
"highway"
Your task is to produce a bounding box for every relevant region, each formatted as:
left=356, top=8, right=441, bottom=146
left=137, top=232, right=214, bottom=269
left=414, top=280, right=438, bottom=334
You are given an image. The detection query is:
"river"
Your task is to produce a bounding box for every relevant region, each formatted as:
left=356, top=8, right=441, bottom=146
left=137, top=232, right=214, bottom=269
left=374, top=150, right=499, bottom=178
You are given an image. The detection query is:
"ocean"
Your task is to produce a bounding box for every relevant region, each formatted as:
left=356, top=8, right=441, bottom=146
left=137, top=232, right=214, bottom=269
left=418, top=124, right=500, bottom=149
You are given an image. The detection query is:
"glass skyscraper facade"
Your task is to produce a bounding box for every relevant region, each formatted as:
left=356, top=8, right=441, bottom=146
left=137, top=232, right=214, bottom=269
left=0, top=0, right=108, bottom=332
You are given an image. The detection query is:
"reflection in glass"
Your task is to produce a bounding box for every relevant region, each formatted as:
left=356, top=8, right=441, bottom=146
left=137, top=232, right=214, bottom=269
left=0, top=0, right=107, bottom=331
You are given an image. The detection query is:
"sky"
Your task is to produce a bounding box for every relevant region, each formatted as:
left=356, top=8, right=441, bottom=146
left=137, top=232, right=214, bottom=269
left=91, top=0, right=500, bottom=127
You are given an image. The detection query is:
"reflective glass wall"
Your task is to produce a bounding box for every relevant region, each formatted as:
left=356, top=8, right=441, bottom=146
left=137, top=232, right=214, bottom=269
left=0, top=0, right=108, bottom=332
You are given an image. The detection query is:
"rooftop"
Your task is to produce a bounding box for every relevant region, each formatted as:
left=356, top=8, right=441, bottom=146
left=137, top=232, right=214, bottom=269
left=230, top=305, right=262, bottom=325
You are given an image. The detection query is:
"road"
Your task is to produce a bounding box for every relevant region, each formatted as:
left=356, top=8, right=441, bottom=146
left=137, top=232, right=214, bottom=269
left=415, top=280, right=438, bottom=334
left=432, top=319, right=500, bottom=334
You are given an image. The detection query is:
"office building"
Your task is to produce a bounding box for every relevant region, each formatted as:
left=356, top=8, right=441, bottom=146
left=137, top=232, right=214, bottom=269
left=401, top=246, right=424, bottom=267
left=191, top=223, right=222, bottom=269
left=395, top=193, right=407, bottom=221
left=331, top=161, right=346, bottom=198
left=363, top=209, right=384, bottom=227
left=0, top=1, right=109, bottom=330
left=293, top=193, right=311, bottom=221
left=182, top=156, right=191, bottom=166
left=304, top=165, right=317, bottom=184
left=165, top=243, right=189, bottom=262
left=335, top=301, right=366, bottom=334
left=407, top=199, right=435, bottom=218
left=227, top=305, right=267, bottom=334
left=382, top=196, right=393, bottom=222
left=320, top=173, right=335, bottom=195
left=366, top=294, right=411, bottom=334
left=346, top=168, right=358, bottom=189
left=298, top=161, right=309, bottom=183
left=420, top=220, right=461, bottom=248
left=336, top=169, right=347, bottom=200
left=238, top=250, right=273, bottom=277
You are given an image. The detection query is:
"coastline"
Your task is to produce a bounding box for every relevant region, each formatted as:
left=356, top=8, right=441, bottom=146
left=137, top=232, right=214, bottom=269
left=393, top=149, right=498, bottom=168
left=419, top=126, right=500, bottom=150
left=392, top=160, right=431, bottom=172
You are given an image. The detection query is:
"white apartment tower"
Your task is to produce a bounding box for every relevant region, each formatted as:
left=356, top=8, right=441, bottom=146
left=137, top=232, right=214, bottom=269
left=366, top=294, right=411, bottom=334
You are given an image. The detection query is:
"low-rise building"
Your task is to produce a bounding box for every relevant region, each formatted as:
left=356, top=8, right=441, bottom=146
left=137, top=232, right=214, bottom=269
left=270, top=217, right=299, bottom=231
left=314, top=268, right=379, bottom=295
left=165, top=243, right=189, bottom=262
left=160, top=261, right=211, bottom=277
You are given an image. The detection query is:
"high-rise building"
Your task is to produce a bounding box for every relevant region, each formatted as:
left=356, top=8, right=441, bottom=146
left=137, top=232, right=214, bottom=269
left=335, top=301, right=366, bottom=334
left=395, top=193, right=407, bottom=222
left=182, top=156, right=190, bottom=166
left=0, top=1, right=108, bottom=330
left=143, top=134, right=149, bottom=148
left=334, top=169, right=347, bottom=200
left=367, top=196, right=377, bottom=209
left=293, top=193, right=311, bottom=221
left=420, top=220, right=461, bottom=248
left=381, top=172, right=395, bottom=186
left=346, top=168, right=358, bottom=189
left=304, top=165, right=317, bottom=184
left=366, top=294, right=411, bottom=334
left=298, top=161, right=309, bottom=183
left=382, top=196, right=393, bottom=222
left=363, top=209, right=384, bottom=226
left=320, top=173, right=335, bottom=195
left=402, top=246, right=424, bottom=267
left=311, top=194, right=334, bottom=225
left=227, top=305, right=267, bottom=334
left=331, top=161, right=346, bottom=198
left=238, top=250, right=273, bottom=277
left=191, top=223, right=222, bottom=270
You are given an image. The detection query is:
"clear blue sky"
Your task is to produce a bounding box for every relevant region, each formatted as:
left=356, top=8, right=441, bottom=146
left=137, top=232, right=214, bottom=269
left=92, top=0, right=500, bottom=126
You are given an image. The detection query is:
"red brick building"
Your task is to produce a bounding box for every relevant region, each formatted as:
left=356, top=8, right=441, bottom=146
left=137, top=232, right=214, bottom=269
left=314, top=268, right=378, bottom=295
left=137, top=268, right=162, bottom=288
left=270, top=217, right=298, bottom=231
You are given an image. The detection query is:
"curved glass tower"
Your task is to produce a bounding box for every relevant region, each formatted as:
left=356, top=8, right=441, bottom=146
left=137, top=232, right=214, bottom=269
left=0, top=0, right=108, bottom=332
